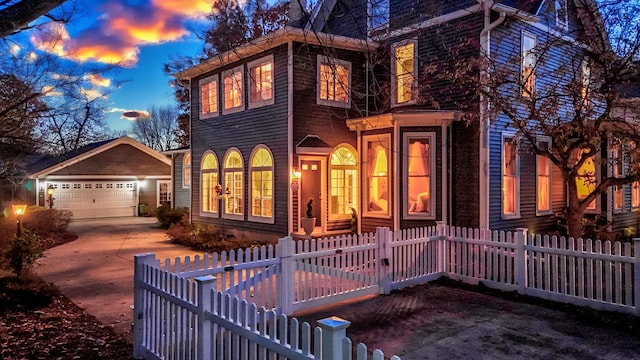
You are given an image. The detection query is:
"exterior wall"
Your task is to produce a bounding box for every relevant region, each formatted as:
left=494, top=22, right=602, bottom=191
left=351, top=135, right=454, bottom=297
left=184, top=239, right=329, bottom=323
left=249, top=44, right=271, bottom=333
left=292, top=42, right=367, bottom=233
left=389, top=0, right=477, bottom=31
left=49, top=144, right=170, bottom=176
left=172, top=152, right=191, bottom=209
left=190, top=44, right=290, bottom=238
left=451, top=121, right=480, bottom=229
left=322, top=0, right=368, bottom=39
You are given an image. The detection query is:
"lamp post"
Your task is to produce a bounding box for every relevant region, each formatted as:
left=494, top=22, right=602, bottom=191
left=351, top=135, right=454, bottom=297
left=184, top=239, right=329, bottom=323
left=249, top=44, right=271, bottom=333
left=46, top=185, right=55, bottom=209
left=11, top=204, right=27, bottom=238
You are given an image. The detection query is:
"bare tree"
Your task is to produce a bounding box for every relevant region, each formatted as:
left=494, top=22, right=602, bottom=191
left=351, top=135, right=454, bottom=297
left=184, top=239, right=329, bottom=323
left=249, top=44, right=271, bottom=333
left=0, top=0, right=72, bottom=37
left=131, top=105, right=180, bottom=151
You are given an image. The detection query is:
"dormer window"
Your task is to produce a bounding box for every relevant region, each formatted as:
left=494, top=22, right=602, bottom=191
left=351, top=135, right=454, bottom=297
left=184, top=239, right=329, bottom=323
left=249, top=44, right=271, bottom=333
left=555, top=0, right=568, bottom=30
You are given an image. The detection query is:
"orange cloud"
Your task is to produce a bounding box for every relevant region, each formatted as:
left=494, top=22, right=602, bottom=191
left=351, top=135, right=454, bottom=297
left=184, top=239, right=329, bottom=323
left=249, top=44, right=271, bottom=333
left=86, top=74, right=111, bottom=87
left=30, top=0, right=214, bottom=67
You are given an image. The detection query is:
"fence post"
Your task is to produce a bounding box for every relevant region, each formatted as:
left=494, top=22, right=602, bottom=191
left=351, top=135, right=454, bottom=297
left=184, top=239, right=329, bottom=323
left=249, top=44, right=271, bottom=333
left=196, top=275, right=216, bottom=360
left=515, top=228, right=528, bottom=295
left=276, top=236, right=296, bottom=315
left=133, top=253, right=158, bottom=359
left=376, top=227, right=392, bottom=295
left=436, top=221, right=447, bottom=275
left=634, top=238, right=640, bottom=316
left=317, top=316, right=351, bottom=360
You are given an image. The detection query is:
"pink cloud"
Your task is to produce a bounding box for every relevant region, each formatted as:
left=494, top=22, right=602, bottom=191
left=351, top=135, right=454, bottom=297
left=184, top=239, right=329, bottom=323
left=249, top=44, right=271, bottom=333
left=30, top=0, right=212, bottom=67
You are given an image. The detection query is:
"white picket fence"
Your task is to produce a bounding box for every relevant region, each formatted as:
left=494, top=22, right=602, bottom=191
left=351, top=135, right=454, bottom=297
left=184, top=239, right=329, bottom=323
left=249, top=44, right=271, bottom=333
left=133, top=223, right=640, bottom=359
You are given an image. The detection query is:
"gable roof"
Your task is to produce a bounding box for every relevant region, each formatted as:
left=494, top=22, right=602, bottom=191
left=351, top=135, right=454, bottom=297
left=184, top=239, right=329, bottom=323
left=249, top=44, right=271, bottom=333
left=28, top=136, right=170, bottom=178
left=175, top=26, right=374, bottom=80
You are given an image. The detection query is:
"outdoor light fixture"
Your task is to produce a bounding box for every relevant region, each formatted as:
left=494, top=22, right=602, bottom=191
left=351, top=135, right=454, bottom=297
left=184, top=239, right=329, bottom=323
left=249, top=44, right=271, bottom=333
left=292, top=167, right=301, bottom=181
left=46, top=184, right=55, bottom=209
left=11, top=204, right=27, bottom=237
left=215, top=183, right=223, bottom=196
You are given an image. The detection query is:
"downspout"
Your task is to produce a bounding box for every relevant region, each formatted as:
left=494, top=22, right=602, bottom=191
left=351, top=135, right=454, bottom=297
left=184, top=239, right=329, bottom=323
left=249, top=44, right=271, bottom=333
left=288, top=41, right=294, bottom=235
left=478, top=1, right=506, bottom=230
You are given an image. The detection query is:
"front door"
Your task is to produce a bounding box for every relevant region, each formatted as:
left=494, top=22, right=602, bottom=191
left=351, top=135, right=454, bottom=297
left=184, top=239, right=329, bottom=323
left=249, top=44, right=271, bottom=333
left=157, top=180, right=172, bottom=207
left=300, top=160, right=321, bottom=226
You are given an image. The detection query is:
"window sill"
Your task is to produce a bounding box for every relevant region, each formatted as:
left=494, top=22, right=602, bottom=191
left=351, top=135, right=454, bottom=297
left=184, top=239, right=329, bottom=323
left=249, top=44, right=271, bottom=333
left=199, top=211, right=219, bottom=218
left=501, top=214, right=521, bottom=220
left=363, top=212, right=391, bottom=219
left=316, top=99, right=351, bottom=109
left=248, top=215, right=274, bottom=224
left=200, top=112, right=219, bottom=120
left=223, top=213, right=244, bottom=221
left=222, top=105, right=245, bottom=115
left=535, top=210, right=552, bottom=216
left=248, top=99, right=274, bottom=109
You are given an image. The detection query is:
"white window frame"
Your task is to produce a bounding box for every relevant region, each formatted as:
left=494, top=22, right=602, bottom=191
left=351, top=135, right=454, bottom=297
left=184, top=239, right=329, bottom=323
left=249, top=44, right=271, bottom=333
left=182, top=153, right=191, bottom=189
left=555, top=0, right=568, bottom=30
left=200, top=151, right=219, bottom=217
left=199, top=74, right=219, bottom=119
left=502, top=132, right=520, bottom=219
left=391, top=39, right=417, bottom=107
left=403, top=132, right=436, bottom=220
left=247, top=55, right=275, bottom=109
left=248, top=145, right=275, bottom=224
left=222, top=65, right=245, bottom=115
left=316, top=55, right=352, bottom=109
left=363, top=134, right=391, bottom=218
left=536, top=136, right=553, bottom=216
left=223, top=148, right=244, bottom=220
left=329, top=144, right=358, bottom=220
left=521, top=31, right=537, bottom=98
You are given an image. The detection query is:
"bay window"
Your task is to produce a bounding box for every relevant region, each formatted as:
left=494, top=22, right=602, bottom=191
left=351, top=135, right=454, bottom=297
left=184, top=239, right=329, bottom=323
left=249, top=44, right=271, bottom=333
left=364, top=135, right=390, bottom=217
left=330, top=145, right=358, bottom=219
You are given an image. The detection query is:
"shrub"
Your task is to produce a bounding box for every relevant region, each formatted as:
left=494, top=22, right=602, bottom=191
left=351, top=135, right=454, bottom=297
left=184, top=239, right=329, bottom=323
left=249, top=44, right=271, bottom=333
left=22, top=207, right=72, bottom=238
left=2, top=229, right=43, bottom=277
left=156, top=204, right=189, bottom=229
left=166, top=220, right=267, bottom=253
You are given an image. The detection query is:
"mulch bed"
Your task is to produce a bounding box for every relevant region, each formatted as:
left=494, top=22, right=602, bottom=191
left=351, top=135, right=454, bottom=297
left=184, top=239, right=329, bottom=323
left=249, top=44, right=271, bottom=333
left=0, top=231, right=134, bottom=360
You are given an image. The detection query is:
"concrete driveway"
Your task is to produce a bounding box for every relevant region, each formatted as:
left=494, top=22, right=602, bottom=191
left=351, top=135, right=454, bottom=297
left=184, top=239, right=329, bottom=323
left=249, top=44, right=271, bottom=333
left=35, top=217, right=201, bottom=336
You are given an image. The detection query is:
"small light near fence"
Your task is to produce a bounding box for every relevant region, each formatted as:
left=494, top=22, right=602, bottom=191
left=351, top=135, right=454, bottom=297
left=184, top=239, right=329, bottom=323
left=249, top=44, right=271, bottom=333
left=12, top=204, right=27, bottom=216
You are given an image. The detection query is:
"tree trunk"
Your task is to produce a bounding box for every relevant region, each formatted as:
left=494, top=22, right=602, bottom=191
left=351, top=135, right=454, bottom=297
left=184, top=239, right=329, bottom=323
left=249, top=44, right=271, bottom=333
left=0, top=0, right=67, bottom=37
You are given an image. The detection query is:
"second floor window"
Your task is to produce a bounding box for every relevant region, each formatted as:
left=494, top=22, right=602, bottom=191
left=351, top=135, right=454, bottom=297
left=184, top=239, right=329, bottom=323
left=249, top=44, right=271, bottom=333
left=223, top=66, right=244, bottom=114
left=393, top=41, right=416, bottom=105
left=522, top=32, right=536, bottom=97
left=199, top=75, right=218, bottom=119
left=536, top=137, right=552, bottom=215
left=248, top=56, right=274, bottom=108
left=502, top=135, right=520, bottom=218
left=611, top=146, right=624, bottom=212
left=317, top=55, right=351, bottom=108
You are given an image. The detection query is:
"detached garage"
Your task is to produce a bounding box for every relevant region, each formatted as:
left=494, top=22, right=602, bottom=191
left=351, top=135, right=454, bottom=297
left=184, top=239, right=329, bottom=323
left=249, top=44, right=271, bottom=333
left=25, top=136, right=171, bottom=219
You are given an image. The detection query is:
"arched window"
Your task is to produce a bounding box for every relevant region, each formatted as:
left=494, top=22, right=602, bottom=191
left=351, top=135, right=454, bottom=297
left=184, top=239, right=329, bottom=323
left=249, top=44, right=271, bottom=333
left=249, top=146, right=274, bottom=222
left=330, top=145, right=357, bottom=218
left=182, top=153, right=191, bottom=188
left=201, top=152, right=218, bottom=214
left=223, top=149, right=244, bottom=218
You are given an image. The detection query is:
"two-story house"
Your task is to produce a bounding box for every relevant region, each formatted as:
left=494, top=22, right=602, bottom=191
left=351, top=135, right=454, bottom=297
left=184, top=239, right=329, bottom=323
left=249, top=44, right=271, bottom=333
left=176, top=0, right=621, bottom=240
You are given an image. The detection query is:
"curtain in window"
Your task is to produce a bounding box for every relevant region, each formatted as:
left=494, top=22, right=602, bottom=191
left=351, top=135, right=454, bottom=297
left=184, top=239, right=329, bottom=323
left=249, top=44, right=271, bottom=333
left=367, top=140, right=388, bottom=213
left=503, top=141, right=517, bottom=215
left=536, top=155, right=550, bottom=212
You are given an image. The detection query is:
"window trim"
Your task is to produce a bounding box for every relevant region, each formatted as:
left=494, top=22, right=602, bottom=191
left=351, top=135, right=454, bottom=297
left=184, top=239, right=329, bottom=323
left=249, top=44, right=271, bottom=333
left=610, top=146, right=624, bottom=213
left=391, top=39, right=418, bottom=107
left=363, top=134, right=391, bottom=219
left=222, top=148, right=244, bottom=221
left=247, top=55, right=275, bottom=109
left=222, top=65, right=245, bottom=115
left=329, top=144, right=358, bottom=221
left=316, top=55, right=352, bottom=109
left=402, top=132, right=436, bottom=220
left=248, top=145, right=275, bottom=224
left=199, top=74, right=219, bottom=119
left=501, top=132, right=521, bottom=219
left=200, top=151, right=219, bottom=218
left=536, top=136, right=552, bottom=216
left=521, top=31, right=537, bottom=98
left=182, top=153, right=191, bottom=189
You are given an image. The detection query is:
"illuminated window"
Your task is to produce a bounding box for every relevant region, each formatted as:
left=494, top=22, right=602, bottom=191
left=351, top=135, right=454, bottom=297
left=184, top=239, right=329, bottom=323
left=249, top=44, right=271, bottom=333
left=502, top=135, right=520, bottom=218
left=330, top=145, right=358, bottom=219
left=201, top=152, right=219, bottom=214
left=556, top=0, right=568, bottom=29
left=199, top=75, right=218, bottom=119
left=574, top=149, right=597, bottom=211
left=536, top=137, right=552, bottom=215
left=249, top=146, right=273, bottom=222
left=522, top=32, right=536, bottom=97
left=248, top=56, right=274, bottom=109
left=223, top=66, right=244, bottom=114
left=393, top=41, right=416, bottom=105
left=317, top=55, right=351, bottom=108
left=183, top=153, right=191, bottom=189
left=364, top=135, right=390, bottom=217
left=403, top=132, right=435, bottom=219
left=224, top=149, right=244, bottom=218
left=611, top=147, right=624, bottom=212
left=633, top=182, right=640, bottom=209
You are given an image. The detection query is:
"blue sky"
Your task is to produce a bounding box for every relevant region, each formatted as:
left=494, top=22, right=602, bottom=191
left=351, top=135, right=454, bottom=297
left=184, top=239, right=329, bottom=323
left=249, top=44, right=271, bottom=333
left=24, top=0, right=212, bottom=132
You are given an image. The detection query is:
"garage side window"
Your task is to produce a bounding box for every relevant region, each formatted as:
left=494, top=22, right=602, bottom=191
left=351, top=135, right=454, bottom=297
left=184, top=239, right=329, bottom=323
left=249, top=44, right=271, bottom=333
left=201, top=152, right=219, bottom=215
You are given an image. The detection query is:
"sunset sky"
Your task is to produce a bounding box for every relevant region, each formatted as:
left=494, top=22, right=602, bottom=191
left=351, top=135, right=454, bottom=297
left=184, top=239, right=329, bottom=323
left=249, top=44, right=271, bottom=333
left=26, top=0, right=213, bottom=132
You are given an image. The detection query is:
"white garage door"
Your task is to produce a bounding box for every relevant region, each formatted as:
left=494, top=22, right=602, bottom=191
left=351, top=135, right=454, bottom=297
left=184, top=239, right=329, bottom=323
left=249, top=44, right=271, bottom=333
left=49, top=181, right=137, bottom=218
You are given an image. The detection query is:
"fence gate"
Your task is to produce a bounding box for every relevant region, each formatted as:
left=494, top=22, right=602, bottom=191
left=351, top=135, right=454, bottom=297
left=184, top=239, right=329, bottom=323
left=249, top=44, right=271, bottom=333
left=286, top=233, right=380, bottom=314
